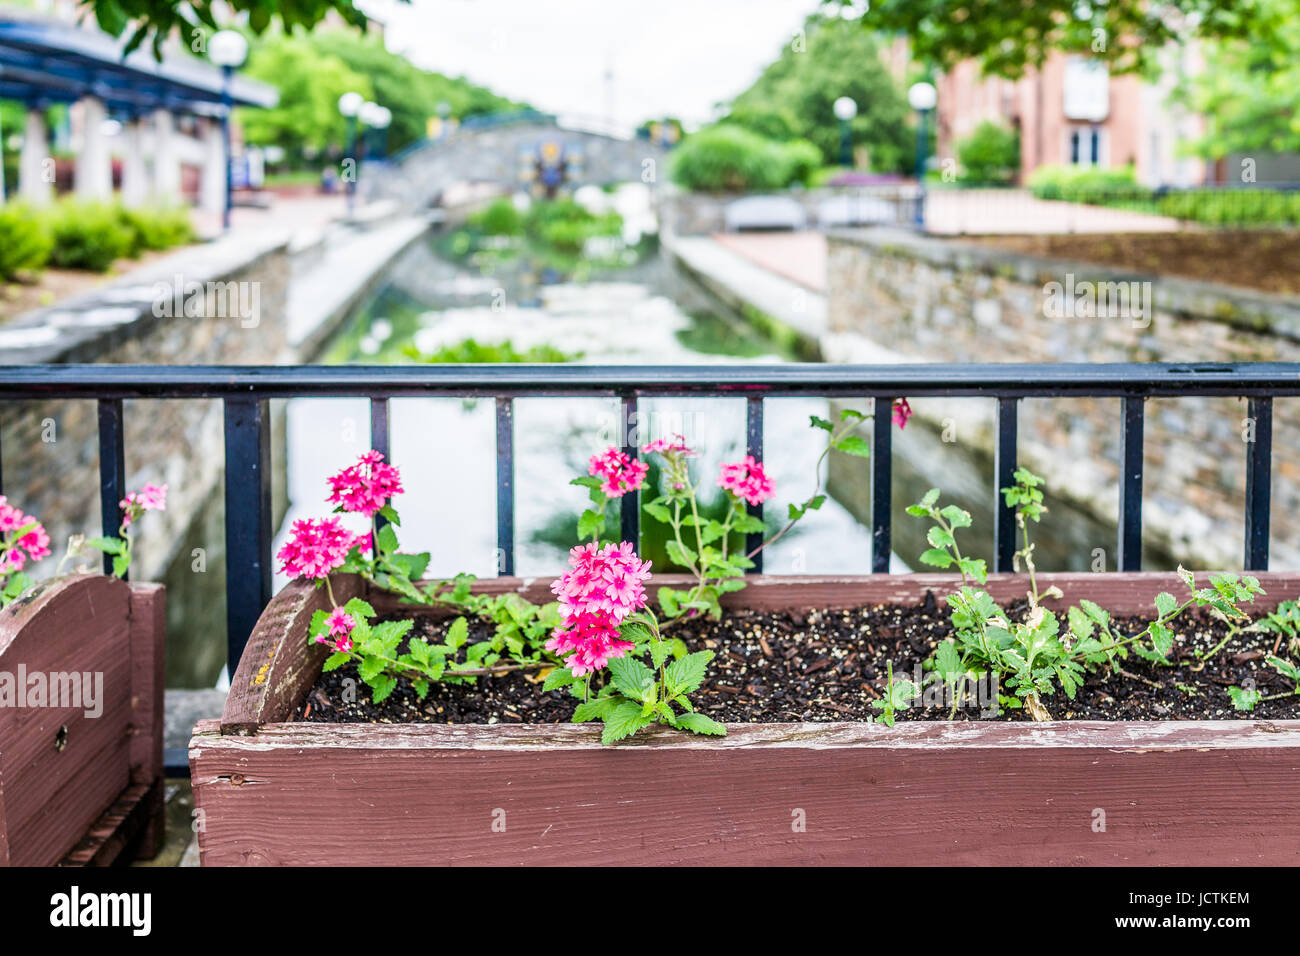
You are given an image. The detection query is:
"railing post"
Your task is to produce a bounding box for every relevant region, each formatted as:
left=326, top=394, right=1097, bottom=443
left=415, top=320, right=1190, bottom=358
left=495, top=397, right=515, bottom=576
left=620, top=394, right=639, bottom=548
left=994, top=397, right=1018, bottom=573
left=369, top=397, right=391, bottom=534
left=1245, top=396, right=1273, bottom=571
left=745, top=395, right=764, bottom=573
left=1118, top=396, right=1145, bottom=571
left=97, top=398, right=126, bottom=578
left=871, top=397, right=892, bottom=572
left=224, top=396, right=272, bottom=677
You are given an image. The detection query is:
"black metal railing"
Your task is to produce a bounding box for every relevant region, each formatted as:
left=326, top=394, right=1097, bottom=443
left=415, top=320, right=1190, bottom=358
left=1, top=361, right=1294, bottom=679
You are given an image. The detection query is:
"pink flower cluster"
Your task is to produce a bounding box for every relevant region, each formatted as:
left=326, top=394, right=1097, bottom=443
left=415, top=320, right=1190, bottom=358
left=546, top=541, right=652, bottom=676
left=120, top=483, right=167, bottom=528
left=717, top=455, right=775, bottom=506
left=277, top=517, right=366, bottom=580
left=892, top=398, right=913, bottom=430
left=641, top=435, right=695, bottom=456
left=316, top=606, right=356, bottom=653
left=588, top=446, right=648, bottom=498
left=328, top=450, right=404, bottom=517
left=0, top=496, right=50, bottom=571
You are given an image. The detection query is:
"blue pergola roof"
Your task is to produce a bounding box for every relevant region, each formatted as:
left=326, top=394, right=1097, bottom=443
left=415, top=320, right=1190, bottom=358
left=0, top=10, right=277, bottom=116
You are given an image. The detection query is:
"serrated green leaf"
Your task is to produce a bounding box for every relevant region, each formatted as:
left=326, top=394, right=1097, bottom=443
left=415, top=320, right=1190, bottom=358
left=673, top=712, right=727, bottom=736
left=600, top=700, right=655, bottom=744
left=665, top=650, right=713, bottom=696
left=322, top=651, right=351, bottom=672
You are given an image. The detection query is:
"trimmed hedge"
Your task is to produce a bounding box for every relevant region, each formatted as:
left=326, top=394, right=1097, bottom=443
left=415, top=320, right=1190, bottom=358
left=0, top=203, right=54, bottom=281
left=45, top=201, right=134, bottom=272
left=669, top=125, right=820, bottom=193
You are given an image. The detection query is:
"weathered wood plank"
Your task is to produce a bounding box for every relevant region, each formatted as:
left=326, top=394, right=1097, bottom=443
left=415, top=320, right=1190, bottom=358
left=127, top=583, right=166, bottom=859
left=189, top=718, right=1300, bottom=866
left=58, top=781, right=161, bottom=867
left=0, top=575, right=133, bottom=866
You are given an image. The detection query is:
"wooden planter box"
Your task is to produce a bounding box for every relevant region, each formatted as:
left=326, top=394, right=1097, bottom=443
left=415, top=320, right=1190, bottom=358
left=191, top=572, right=1300, bottom=866
left=1, top=574, right=166, bottom=866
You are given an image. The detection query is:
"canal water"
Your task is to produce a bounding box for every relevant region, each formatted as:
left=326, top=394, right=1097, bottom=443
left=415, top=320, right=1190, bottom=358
left=167, top=184, right=1141, bottom=688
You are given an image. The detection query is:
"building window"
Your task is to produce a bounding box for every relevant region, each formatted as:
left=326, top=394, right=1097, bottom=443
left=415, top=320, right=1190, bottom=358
left=1068, top=126, right=1104, bottom=167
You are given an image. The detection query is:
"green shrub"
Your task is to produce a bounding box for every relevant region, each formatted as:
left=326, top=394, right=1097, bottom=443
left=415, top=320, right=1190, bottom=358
left=669, top=125, right=797, bottom=192
left=0, top=203, right=53, bottom=280
left=117, top=205, right=196, bottom=254
left=1028, top=164, right=1146, bottom=204
left=402, top=338, right=577, bottom=364
left=779, top=139, right=823, bottom=188
left=956, top=121, right=1020, bottom=185
left=467, top=197, right=524, bottom=236
left=523, top=198, right=620, bottom=253
left=1156, top=188, right=1300, bottom=226
left=46, top=200, right=133, bottom=272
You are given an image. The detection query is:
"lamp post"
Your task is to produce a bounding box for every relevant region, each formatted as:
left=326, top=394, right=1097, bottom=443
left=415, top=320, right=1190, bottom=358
left=833, top=96, right=857, bottom=169
left=370, top=106, right=392, bottom=160
left=907, top=81, right=937, bottom=230
left=209, top=30, right=248, bottom=232
left=338, top=91, right=363, bottom=216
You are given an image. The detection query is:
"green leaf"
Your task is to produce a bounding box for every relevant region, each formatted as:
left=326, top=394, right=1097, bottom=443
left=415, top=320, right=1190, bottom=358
left=111, top=554, right=130, bottom=579
left=840, top=407, right=867, bottom=422
left=658, top=587, right=681, bottom=617
left=577, top=509, right=604, bottom=541
left=673, top=712, right=727, bottom=736
left=665, top=650, right=713, bottom=696
left=85, top=535, right=126, bottom=555
left=444, top=616, right=469, bottom=650
left=939, top=505, right=973, bottom=529
left=643, top=502, right=672, bottom=523
left=379, top=505, right=401, bottom=527
left=600, top=700, right=656, bottom=744
left=832, top=435, right=871, bottom=458
left=376, top=524, right=399, bottom=555
left=369, top=674, right=397, bottom=704
left=1154, top=591, right=1178, bottom=618
left=665, top=540, right=697, bottom=567
left=543, top=666, right=579, bottom=691
left=918, top=548, right=955, bottom=569
left=608, top=655, right=656, bottom=701
left=809, top=415, right=834, bottom=432
left=573, top=695, right=622, bottom=722
left=1227, top=685, right=1259, bottom=712
left=412, top=679, right=429, bottom=700
left=933, top=641, right=964, bottom=681
left=322, top=651, right=351, bottom=672
left=926, top=525, right=955, bottom=549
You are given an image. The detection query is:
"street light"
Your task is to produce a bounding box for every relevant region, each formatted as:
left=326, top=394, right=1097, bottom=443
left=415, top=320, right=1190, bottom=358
left=209, top=30, right=248, bottom=232
left=338, top=91, right=363, bottom=216
left=907, top=81, right=937, bottom=230
left=833, top=96, right=857, bottom=168
left=370, top=106, right=392, bottom=160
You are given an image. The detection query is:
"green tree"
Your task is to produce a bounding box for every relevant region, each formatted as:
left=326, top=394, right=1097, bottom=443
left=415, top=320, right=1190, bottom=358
left=723, top=15, right=912, bottom=173
left=839, top=0, right=1283, bottom=78
left=956, top=120, right=1020, bottom=185
left=237, top=34, right=373, bottom=160
left=83, top=0, right=383, bottom=57
left=1176, top=0, right=1300, bottom=159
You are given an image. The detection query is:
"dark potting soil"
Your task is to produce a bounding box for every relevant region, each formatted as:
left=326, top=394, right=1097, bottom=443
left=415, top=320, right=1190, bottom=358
left=294, top=595, right=1300, bottom=725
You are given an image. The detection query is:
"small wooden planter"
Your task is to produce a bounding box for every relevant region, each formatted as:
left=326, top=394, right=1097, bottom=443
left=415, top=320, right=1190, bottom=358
left=191, top=572, right=1300, bottom=866
left=0, top=574, right=166, bottom=866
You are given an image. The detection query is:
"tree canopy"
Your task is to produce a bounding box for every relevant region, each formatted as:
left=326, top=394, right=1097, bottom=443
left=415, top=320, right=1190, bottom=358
left=840, top=0, right=1282, bottom=77
left=721, top=14, right=913, bottom=173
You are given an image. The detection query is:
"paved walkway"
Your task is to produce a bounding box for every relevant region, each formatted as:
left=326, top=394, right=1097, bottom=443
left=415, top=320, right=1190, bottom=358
left=711, top=232, right=827, bottom=292
left=925, top=189, right=1182, bottom=235
left=663, top=234, right=827, bottom=344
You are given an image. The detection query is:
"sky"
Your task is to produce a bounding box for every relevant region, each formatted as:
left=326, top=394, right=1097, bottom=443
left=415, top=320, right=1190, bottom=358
left=360, top=0, right=824, bottom=131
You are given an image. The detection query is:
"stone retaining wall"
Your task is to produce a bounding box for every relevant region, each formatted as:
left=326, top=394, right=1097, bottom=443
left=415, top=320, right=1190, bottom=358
left=825, top=227, right=1300, bottom=570
left=0, top=233, right=291, bottom=584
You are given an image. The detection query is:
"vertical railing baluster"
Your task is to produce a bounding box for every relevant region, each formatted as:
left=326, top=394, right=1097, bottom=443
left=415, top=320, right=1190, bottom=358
left=97, top=398, right=126, bottom=578
left=745, top=395, right=764, bottom=574
left=871, top=397, right=892, bottom=573
left=1244, top=396, right=1273, bottom=571
left=0, top=415, right=5, bottom=495
left=495, top=397, right=515, bottom=576
left=1118, top=395, right=1145, bottom=571
left=223, top=396, right=273, bottom=677
left=369, top=397, right=391, bottom=535
left=994, top=397, right=1018, bottom=573
left=620, top=394, right=640, bottom=547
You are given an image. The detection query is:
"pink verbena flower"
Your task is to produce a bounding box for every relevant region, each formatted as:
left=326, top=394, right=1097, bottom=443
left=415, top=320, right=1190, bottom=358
left=327, top=450, right=404, bottom=517
left=0, top=496, right=51, bottom=565
left=120, top=483, right=168, bottom=528
left=277, top=517, right=359, bottom=580
left=316, top=606, right=356, bottom=652
left=892, top=398, right=913, bottom=430
left=546, top=541, right=652, bottom=676
left=717, top=455, right=775, bottom=506
left=641, top=435, right=695, bottom=456
left=587, top=446, right=648, bottom=498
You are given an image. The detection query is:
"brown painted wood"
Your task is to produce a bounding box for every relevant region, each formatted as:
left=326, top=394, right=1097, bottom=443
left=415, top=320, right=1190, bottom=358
left=0, top=575, right=167, bottom=866
left=222, top=575, right=363, bottom=734
left=190, top=718, right=1300, bottom=866
left=59, top=781, right=161, bottom=867
left=127, top=583, right=166, bottom=859
left=194, top=571, right=1300, bottom=866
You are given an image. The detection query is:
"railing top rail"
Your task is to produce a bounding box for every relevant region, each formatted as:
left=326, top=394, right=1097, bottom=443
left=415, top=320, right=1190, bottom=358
left=1, top=362, right=1299, bottom=400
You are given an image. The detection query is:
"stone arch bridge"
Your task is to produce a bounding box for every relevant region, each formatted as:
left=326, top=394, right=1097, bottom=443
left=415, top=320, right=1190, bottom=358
left=365, top=113, right=669, bottom=207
